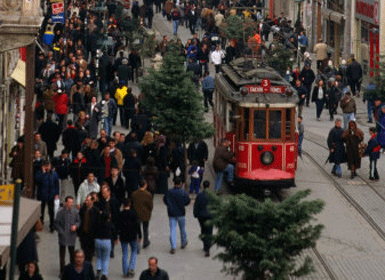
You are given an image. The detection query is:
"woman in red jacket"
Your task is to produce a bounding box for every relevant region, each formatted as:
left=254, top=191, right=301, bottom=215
left=53, top=89, right=69, bottom=131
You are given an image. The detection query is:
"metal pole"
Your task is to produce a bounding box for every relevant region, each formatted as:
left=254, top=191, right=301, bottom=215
left=23, top=43, right=35, bottom=198
left=9, top=179, right=22, bottom=280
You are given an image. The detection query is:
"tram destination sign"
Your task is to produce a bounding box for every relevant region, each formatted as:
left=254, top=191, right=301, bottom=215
left=245, top=85, right=286, bottom=94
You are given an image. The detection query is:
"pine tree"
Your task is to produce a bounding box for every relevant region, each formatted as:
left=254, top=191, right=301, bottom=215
left=219, top=15, right=258, bottom=42
left=368, top=55, right=385, bottom=101
left=207, top=189, right=325, bottom=280
left=265, top=44, right=296, bottom=76
left=139, top=42, right=215, bottom=170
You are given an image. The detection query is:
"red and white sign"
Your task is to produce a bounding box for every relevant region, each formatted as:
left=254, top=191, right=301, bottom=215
left=245, top=85, right=286, bottom=94
left=52, top=1, right=64, bottom=15
left=261, top=79, right=271, bottom=93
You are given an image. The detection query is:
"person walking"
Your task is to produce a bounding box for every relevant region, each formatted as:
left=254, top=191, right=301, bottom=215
left=201, top=72, right=215, bottom=112
left=171, top=7, right=181, bottom=35
left=131, top=179, right=154, bottom=249
left=52, top=150, right=71, bottom=203
left=94, top=195, right=116, bottom=280
left=163, top=177, right=190, bottom=254
left=297, top=116, right=304, bottom=158
left=347, top=55, right=363, bottom=97
left=364, top=127, right=381, bottom=180
left=213, top=138, right=235, bottom=192
left=299, top=62, right=315, bottom=107
left=342, top=120, right=364, bottom=179
left=363, top=83, right=377, bottom=123
left=327, top=78, right=340, bottom=121
left=101, top=92, right=117, bottom=137
left=55, top=196, right=80, bottom=277
left=311, top=79, right=327, bottom=121
left=62, top=249, right=95, bottom=280
left=118, top=199, right=141, bottom=278
left=139, top=257, right=169, bottom=280
left=115, top=81, right=128, bottom=128
left=78, top=194, right=99, bottom=262
left=340, top=91, right=356, bottom=130
left=76, top=172, right=100, bottom=209
left=294, top=79, right=307, bottom=117
left=35, top=161, right=60, bottom=232
left=193, top=180, right=213, bottom=257
left=327, top=119, right=346, bottom=178
left=211, top=45, right=224, bottom=73
left=313, top=38, right=328, bottom=71
left=18, top=261, right=43, bottom=280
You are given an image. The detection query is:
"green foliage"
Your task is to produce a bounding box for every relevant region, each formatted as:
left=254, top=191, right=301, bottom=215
left=219, top=15, right=258, bottom=42
left=139, top=43, right=215, bottom=143
left=207, top=189, right=325, bottom=280
left=265, top=44, right=295, bottom=76
left=368, top=55, right=385, bottom=101
left=137, top=32, right=159, bottom=60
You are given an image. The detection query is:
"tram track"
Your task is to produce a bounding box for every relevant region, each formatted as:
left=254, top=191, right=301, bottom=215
left=301, top=134, right=385, bottom=279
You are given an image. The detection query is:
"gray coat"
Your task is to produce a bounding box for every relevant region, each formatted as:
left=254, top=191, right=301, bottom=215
left=55, top=207, right=80, bottom=246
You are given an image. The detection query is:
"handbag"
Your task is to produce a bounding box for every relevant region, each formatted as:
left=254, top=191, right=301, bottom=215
left=358, top=142, right=367, bottom=158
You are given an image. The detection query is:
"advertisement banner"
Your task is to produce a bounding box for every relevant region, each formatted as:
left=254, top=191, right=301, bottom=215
left=52, top=13, right=65, bottom=24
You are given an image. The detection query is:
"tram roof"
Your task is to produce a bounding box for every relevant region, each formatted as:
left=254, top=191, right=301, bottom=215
left=216, top=58, right=299, bottom=105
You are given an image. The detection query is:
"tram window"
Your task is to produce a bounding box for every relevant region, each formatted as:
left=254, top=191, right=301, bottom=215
left=285, top=108, right=292, bottom=140
left=244, top=108, right=250, bottom=140
left=253, top=110, right=266, bottom=139
left=269, top=110, right=282, bottom=139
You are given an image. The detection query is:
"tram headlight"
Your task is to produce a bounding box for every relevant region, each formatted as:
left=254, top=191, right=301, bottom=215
left=261, top=151, right=274, bottom=165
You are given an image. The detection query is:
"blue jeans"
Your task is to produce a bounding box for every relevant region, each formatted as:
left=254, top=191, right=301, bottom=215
left=169, top=216, right=187, bottom=250
left=173, top=20, right=179, bottom=35
left=298, top=134, right=304, bottom=157
left=95, top=239, right=111, bottom=276
left=214, top=164, right=234, bottom=191
left=332, top=164, right=341, bottom=176
left=343, top=113, right=355, bottom=130
left=103, top=116, right=113, bottom=137
left=121, top=240, right=137, bottom=274
left=367, top=101, right=374, bottom=122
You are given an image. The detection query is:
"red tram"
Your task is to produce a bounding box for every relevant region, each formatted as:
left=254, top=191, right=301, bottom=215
left=213, top=58, right=299, bottom=190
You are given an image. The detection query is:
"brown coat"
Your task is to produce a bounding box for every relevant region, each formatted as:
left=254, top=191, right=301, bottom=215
left=10, top=145, right=24, bottom=180
left=43, top=89, right=55, bottom=112
left=113, top=148, right=124, bottom=171
left=340, top=95, right=356, bottom=114
left=342, top=121, right=364, bottom=170
left=313, top=42, right=328, bottom=61
left=213, top=145, right=235, bottom=172
left=131, top=189, right=153, bottom=222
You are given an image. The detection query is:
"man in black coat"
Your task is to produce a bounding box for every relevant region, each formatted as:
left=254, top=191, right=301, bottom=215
left=139, top=257, right=169, bottom=280
left=193, top=180, right=213, bottom=257
left=299, top=63, right=315, bottom=107
left=188, top=139, right=208, bottom=168
left=62, top=249, right=95, bottom=280
left=346, top=56, right=363, bottom=97
left=294, top=79, right=307, bottom=117
left=327, top=118, right=346, bottom=177
left=62, top=120, right=80, bottom=160
left=52, top=150, right=71, bottom=202
left=38, top=113, right=61, bottom=159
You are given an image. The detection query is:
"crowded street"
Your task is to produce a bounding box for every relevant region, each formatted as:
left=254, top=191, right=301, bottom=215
left=2, top=0, right=385, bottom=279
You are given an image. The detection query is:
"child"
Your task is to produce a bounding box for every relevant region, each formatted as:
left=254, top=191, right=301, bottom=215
left=188, top=160, right=204, bottom=194
left=364, top=127, right=381, bottom=180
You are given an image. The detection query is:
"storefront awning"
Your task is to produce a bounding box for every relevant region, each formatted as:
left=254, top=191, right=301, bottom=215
left=0, top=198, right=41, bottom=268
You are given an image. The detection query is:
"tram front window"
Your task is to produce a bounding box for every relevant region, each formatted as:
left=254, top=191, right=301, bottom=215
left=269, top=110, right=282, bottom=139
left=254, top=110, right=266, bottom=139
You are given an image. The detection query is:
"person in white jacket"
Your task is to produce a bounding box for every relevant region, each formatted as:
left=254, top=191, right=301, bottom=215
left=76, top=173, right=100, bottom=209
left=211, top=45, right=225, bottom=73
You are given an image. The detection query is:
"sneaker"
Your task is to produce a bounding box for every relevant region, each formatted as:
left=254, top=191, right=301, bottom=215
left=128, top=270, right=135, bottom=276
left=181, top=241, right=188, bottom=249
left=170, top=248, right=176, bottom=254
